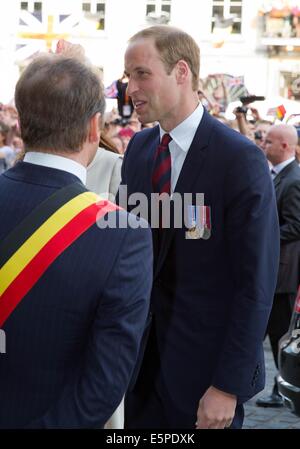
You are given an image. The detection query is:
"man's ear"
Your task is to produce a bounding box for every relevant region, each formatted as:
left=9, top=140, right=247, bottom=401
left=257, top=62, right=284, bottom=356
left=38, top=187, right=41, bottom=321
left=88, top=112, right=101, bottom=144
left=175, top=60, right=189, bottom=85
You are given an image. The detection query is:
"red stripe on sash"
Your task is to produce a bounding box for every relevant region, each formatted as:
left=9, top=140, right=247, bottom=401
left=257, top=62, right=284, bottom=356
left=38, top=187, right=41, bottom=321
left=0, top=200, right=117, bottom=327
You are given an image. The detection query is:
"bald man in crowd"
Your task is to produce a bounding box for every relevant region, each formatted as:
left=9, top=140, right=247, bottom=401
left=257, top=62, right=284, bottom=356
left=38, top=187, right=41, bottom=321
left=257, top=124, right=300, bottom=408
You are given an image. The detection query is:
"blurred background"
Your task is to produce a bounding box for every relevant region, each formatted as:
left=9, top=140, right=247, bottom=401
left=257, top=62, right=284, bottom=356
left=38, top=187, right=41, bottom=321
left=0, top=0, right=299, bottom=160
left=0, top=0, right=299, bottom=114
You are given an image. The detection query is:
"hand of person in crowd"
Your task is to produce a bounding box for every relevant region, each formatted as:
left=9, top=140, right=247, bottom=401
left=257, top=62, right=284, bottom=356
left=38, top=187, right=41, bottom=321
left=196, top=386, right=237, bottom=429
left=56, top=39, right=86, bottom=64
left=233, top=106, right=252, bottom=137
left=249, top=106, right=261, bottom=122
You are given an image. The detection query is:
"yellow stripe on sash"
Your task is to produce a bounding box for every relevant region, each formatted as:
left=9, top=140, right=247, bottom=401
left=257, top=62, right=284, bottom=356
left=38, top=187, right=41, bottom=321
left=0, top=191, right=99, bottom=297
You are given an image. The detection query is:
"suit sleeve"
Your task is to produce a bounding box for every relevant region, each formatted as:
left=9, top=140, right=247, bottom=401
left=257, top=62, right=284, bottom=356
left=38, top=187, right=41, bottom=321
left=116, top=133, right=138, bottom=211
left=279, top=181, right=300, bottom=242
left=27, top=218, right=153, bottom=428
left=212, top=146, right=280, bottom=400
left=108, top=156, right=123, bottom=202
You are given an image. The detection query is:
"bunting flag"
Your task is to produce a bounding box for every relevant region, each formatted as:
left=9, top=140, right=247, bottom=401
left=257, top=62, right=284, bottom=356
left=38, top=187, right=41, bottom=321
left=227, top=76, right=245, bottom=87
left=202, top=74, right=248, bottom=111
left=267, top=104, right=286, bottom=120
left=276, top=104, right=286, bottom=120
left=105, top=80, right=118, bottom=99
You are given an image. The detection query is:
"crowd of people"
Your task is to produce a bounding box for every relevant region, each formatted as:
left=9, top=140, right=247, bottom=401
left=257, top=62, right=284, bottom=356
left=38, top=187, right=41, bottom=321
left=0, top=104, right=24, bottom=174
left=0, top=24, right=299, bottom=430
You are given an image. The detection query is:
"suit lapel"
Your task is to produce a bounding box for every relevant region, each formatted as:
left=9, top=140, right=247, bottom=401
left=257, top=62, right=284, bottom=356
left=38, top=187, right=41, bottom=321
left=146, top=127, right=160, bottom=196
left=154, top=110, right=215, bottom=278
left=273, top=160, right=298, bottom=191
left=144, top=128, right=160, bottom=263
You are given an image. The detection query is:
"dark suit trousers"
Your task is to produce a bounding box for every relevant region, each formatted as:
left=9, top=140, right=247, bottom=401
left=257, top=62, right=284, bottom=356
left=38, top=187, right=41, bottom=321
left=125, top=320, right=244, bottom=429
left=267, top=293, right=296, bottom=369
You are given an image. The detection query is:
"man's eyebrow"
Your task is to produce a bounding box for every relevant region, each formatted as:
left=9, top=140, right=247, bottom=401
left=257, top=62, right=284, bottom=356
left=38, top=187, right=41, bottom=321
left=133, top=66, right=150, bottom=72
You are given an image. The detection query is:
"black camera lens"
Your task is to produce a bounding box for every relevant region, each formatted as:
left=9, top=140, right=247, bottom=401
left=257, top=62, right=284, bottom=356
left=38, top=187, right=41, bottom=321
left=236, top=106, right=248, bottom=114
left=254, top=130, right=263, bottom=140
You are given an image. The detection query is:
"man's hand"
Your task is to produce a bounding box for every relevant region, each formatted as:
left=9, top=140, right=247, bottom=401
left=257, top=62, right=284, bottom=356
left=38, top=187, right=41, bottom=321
left=56, top=39, right=86, bottom=63
left=249, top=107, right=261, bottom=122
left=196, top=386, right=237, bottom=429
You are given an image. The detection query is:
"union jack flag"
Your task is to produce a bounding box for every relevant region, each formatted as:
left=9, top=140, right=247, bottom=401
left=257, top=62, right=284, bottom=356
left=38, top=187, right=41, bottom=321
left=15, top=9, right=96, bottom=62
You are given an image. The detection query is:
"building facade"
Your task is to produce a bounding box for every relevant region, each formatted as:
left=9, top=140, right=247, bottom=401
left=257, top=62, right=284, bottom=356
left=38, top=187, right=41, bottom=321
left=0, top=0, right=299, bottom=110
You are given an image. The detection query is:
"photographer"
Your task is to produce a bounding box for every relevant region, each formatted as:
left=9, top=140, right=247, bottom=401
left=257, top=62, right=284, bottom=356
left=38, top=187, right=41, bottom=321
left=233, top=96, right=266, bottom=141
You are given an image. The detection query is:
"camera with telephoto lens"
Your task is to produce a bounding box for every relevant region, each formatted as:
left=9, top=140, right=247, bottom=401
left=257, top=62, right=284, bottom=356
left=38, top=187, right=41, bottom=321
left=236, top=95, right=266, bottom=116
left=239, top=95, right=265, bottom=105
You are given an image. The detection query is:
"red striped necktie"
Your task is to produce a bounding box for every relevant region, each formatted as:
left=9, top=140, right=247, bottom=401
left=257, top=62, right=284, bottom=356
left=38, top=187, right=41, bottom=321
left=152, top=133, right=172, bottom=195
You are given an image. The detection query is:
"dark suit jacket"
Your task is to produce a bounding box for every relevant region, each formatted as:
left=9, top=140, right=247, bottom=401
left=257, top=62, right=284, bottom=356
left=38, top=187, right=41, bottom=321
left=120, top=110, right=280, bottom=416
left=274, top=160, right=300, bottom=294
left=0, top=162, right=153, bottom=428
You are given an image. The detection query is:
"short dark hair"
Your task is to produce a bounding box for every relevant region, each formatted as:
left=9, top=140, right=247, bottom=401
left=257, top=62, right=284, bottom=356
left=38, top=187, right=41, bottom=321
left=15, top=54, right=105, bottom=153
left=129, top=26, right=200, bottom=91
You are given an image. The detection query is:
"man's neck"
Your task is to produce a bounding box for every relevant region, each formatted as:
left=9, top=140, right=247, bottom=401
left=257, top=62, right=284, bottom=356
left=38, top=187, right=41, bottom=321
left=26, top=148, right=94, bottom=168
left=160, top=95, right=199, bottom=132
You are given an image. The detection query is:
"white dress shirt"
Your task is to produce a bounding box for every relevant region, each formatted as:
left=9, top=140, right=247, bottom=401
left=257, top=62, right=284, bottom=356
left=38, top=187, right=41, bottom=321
left=159, top=102, right=204, bottom=193
left=271, top=156, right=295, bottom=179
left=24, top=151, right=87, bottom=185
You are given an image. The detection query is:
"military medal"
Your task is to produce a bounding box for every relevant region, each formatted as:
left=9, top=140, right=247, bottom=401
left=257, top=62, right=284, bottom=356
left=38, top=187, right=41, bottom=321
left=186, top=206, right=203, bottom=239
left=202, top=205, right=211, bottom=240
left=185, top=205, right=211, bottom=240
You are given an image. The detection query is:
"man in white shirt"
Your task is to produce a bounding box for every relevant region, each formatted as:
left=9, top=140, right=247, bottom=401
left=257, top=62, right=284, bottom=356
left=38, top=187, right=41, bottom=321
left=120, top=25, right=279, bottom=429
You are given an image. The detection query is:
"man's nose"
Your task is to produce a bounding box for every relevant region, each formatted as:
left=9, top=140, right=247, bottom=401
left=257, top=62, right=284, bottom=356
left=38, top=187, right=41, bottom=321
left=127, top=77, right=137, bottom=96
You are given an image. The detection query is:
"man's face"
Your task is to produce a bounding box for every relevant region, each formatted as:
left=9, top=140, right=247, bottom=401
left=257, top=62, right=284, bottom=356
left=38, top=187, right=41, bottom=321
left=255, top=123, right=271, bottom=150
left=264, top=129, right=283, bottom=165
left=124, top=38, right=180, bottom=129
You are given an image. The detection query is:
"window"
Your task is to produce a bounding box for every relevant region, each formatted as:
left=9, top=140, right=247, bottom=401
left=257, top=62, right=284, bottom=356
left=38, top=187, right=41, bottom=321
left=146, top=0, right=171, bottom=23
left=82, top=3, right=91, bottom=12
left=81, top=1, right=105, bottom=31
left=211, top=0, right=243, bottom=35
left=20, top=1, right=42, bottom=13
left=146, top=4, right=156, bottom=15
left=96, top=2, right=105, bottom=30
left=34, top=2, right=42, bottom=11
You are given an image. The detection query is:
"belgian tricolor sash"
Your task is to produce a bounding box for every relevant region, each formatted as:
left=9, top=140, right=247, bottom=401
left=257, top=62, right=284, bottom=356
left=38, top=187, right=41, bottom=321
left=0, top=183, right=119, bottom=327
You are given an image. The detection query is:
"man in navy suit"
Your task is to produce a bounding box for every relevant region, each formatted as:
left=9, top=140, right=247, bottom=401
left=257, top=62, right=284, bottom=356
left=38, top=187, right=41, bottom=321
left=120, top=25, right=280, bottom=429
left=0, top=54, right=153, bottom=428
left=256, top=124, right=300, bottom=407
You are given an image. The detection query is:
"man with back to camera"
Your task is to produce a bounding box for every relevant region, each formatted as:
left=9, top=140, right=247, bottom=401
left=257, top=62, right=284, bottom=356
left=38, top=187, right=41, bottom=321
left=0, top=53, right=153, bottom=428
left=119, top=25, right=280, bottom=429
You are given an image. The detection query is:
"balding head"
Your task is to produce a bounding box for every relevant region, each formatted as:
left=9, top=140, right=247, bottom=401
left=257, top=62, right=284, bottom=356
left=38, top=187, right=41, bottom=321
left=15, top=53, right=105, bottom=153
left=264, top=124, right=298, bottom=166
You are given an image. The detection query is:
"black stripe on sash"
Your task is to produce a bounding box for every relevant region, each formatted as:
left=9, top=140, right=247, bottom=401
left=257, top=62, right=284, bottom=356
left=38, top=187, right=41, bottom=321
left=0, top=182, right=88, bottom=270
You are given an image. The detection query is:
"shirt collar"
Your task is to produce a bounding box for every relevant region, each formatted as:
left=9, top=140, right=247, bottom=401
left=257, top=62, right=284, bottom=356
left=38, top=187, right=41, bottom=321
left=23, top=151, right=87, bottom=185
left=272, top=157, right=295, bottom=176
left=159, top=102, right=204, bottom=153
